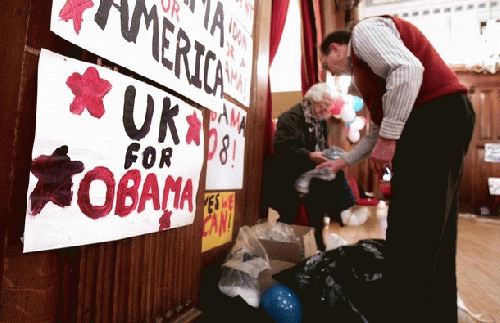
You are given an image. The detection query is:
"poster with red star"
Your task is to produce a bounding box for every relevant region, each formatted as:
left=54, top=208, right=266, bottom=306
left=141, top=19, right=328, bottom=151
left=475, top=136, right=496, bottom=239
left=50, top=0, right=226, bottom=113
left=23, top=49, right=204, bottom=253
left=205, top=99, right=246, bottom=190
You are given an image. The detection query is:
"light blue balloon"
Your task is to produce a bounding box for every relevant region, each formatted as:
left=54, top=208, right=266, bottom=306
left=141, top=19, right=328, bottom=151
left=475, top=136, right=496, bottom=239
left=261, top=283, right=302, bottom=323
left=352, top=96, right=364, bottom=112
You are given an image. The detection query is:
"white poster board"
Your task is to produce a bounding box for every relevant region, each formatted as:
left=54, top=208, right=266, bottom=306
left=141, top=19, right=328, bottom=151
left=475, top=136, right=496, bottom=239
left=23, top=49, right=204, bottom=253
left=224, top=0, right=255, bottom=34
left=51, top=0, right=225, bottom=112
left=485, top=143, right=500, bottom=162
left=206, top=99, right=246, bottom=190
left=223, top=12, right=253, bottom=106
left=488, top=178, right=500, bottom=195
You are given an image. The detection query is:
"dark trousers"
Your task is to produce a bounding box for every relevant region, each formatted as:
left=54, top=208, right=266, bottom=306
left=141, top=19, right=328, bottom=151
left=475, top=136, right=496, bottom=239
left=303, top=170, right=355, bottom=250
left=275, top=171, right=355, bottom=251
left=381, top=94, right=475, bottom=323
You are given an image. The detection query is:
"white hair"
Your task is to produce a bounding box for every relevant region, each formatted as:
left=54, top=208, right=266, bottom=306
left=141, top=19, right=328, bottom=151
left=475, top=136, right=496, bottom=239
left=303, top=83, right=333, bottom=103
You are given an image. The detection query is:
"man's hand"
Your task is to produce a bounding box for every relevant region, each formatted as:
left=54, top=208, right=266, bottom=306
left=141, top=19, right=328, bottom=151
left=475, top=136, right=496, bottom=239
left=370, top=137, right=396, bottom=178
left=309, top=151, right=329, bottom=164
left=315, top=158, right=347, bottom=173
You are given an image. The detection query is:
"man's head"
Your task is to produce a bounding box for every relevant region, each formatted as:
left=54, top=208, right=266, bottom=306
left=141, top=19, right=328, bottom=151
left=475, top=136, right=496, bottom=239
left=320, top=31, right=352, bottom=76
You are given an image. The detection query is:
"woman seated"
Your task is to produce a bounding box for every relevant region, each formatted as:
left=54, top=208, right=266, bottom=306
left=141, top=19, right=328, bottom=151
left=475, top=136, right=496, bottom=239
left=267, top=83, right=355, bottom=251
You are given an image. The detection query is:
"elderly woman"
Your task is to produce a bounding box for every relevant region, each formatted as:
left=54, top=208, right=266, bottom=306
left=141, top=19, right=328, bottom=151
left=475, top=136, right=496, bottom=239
left=268, top=83, right=355, bottom=251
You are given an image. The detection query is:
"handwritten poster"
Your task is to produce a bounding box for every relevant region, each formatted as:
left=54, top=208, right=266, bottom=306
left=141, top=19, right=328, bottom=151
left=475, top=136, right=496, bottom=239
left=206, top=100, right=246, bottom=190
left=23, top=49, right=204, bottom=253
left=50, top=0, right=226, bottom=112
left=225, top=0, right=255, bottom=34
left=223, top=12, right=253, bottom=106
left=202, top=192, right=235, bottom=252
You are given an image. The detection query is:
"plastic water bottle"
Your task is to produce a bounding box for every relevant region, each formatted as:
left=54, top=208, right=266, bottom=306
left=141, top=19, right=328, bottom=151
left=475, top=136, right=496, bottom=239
left=377, top=200, right=388, bottom=218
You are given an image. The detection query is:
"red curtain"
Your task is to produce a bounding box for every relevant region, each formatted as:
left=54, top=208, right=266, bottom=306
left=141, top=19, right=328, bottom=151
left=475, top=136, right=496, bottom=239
left=262, top=0, right=289, bottom=217
left=265, top=0, right=290, bottom=155
left=300, top=0, right=322, bottom=94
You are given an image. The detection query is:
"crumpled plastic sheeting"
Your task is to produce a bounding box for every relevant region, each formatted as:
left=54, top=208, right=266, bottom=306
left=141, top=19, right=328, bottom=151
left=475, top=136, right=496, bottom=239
left=273, top=239, right=386, bottom=322
left=322, top=146, right=346, bottom=161
left=458, top=294, right=496, bottom=323
left=218, top=266, right=262, bottom=308
left=295, top=146, right=345, bottom=196
left=252, top=221, right=300, bottom=243
left=324, top=232, right=350, bottom=251
left=341, top=206, right=370, bottom=226
left=222, top=226, right=271, bottom=278
left=218, top=226, right=271, bottom=308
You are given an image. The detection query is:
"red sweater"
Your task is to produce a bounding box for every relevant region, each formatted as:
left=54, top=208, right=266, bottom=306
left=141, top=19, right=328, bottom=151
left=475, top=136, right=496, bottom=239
left=351, top=16, right=468, bottom=126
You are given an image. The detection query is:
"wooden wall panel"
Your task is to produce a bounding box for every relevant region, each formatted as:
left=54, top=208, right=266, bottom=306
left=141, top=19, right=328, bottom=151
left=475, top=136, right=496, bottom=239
left=73, top=225, right=204, bottom=322
left=201, top=0, right=272, bottom=269
left=242, top=0, right=272, bottom=226
left=0, top=0, right=32, bottom=303
left=1, top=251, right=61, bottom=322
left=2, top=0, right=213, bottom=321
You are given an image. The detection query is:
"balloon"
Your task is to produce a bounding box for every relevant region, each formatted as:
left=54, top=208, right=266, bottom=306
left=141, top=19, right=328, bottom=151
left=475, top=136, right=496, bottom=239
left=339, top=104, right=356, bottom=121
left=327, top=93, right=366, bottom=143
left=330, top=97, right=345, bottom=116
left=351, top=116, right=366, bottom=130
left=347, top=129, right=361, bottom=143
left=352, top=95, right=364, bottom=112
left=261, top=283, right=302, bottom=323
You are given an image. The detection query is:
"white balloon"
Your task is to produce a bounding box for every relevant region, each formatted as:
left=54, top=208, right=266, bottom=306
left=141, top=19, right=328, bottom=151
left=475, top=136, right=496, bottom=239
left=352, top=116, right=366, bottom=130
left=347, top=129, right=360, bottom=143
left=340, top=105, right=356, bottom=122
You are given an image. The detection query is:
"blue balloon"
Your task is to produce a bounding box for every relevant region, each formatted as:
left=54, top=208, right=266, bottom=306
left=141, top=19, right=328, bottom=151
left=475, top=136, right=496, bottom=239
left=261, top=283, right=302, bottom=323
left=352, top=96, right=364, bottom=112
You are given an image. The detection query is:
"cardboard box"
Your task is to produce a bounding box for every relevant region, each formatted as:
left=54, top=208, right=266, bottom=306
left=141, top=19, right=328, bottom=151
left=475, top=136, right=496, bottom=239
left=257, top=223, right=319, bottom=294
left=258, top=259, right=297, bottom=293
left=258, top=224, right=318, bottom=263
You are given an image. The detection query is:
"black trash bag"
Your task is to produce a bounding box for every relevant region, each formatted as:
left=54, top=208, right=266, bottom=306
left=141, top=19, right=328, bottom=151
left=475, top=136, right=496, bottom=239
left=272, top=239, right=386, bottom=322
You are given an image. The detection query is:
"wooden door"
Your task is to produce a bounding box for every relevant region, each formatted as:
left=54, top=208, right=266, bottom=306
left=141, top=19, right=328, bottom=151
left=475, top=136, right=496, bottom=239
left=456, top=70, right=500, bottom=215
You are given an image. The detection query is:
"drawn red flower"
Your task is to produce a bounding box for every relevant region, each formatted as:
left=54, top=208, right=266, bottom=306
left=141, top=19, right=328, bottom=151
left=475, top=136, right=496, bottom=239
left=66, top=67, right=112, bottom=119
left=59, top=0, right=94, bottom=34
left=186, top=111, right=202, bottom=146
left=159, top=209, right=172, bottom=231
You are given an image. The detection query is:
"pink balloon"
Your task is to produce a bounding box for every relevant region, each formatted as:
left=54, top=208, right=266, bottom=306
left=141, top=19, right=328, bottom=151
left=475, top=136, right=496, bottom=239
left=330, top=97, right=345, bottom=115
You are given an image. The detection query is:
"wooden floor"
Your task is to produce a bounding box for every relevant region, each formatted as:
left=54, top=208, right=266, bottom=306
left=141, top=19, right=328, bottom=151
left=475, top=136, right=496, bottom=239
left=324, top=207, right=499, bottom=322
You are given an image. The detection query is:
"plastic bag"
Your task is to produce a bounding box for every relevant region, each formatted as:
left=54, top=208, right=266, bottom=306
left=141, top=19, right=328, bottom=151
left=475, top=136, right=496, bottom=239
left=295, top=146, right=345, bottom=196
left=252, top=220, right=299, bottom=243
left=218, top=267, right=261, bottom=308
left=273, top=239, right=386, bottom=322
left=324, top=232, right=350, bottom=251
left=218, top=226, right=271, bottom=308
left=458, top=294, right=495, bottom=323
left=341, top=206, right=370, bottom=226
left=222, top=226, right=271, bottom=277
left=322, top=146, right=346, bottom=160
left=295, top=168, right=336, bottom=196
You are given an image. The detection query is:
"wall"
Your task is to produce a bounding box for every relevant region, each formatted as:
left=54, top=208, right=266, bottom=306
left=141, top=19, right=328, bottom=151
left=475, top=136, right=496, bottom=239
left=0, top=0, right=272, bottom=321
left=271, top=91, right=303, bottom=119
left=455, top=69, right=500, bottom=215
